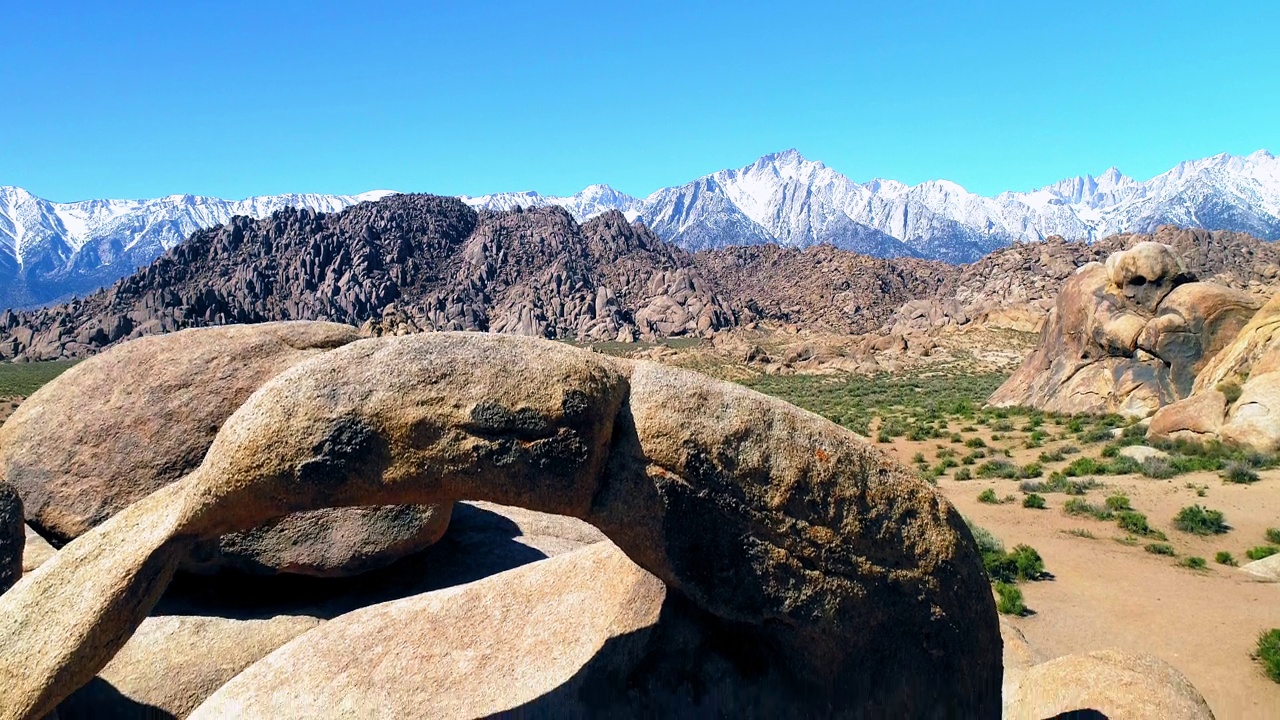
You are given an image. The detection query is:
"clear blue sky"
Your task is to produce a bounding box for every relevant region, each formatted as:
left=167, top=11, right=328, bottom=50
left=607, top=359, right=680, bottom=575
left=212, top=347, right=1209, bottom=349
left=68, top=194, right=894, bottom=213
left=2, top=1, right=1277, bottom=202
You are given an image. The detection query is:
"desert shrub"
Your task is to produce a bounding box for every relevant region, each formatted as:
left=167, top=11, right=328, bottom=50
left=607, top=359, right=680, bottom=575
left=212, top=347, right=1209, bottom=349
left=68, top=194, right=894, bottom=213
left=1144, top=542, right=1176, bottom=556
left=1141, top=456, right=1177, bottom=479
left=1105, top=494, right=1132, bottom=512
left=1247, top=545, right=1279, bottom=561
left=1173, top=505, right=1229, bottom=536
left=935, top=447, right=956, bottom=459
left=977, top=488, right=1000, bottom=504
left=965, top=437, right=987, bottom=449
left=912, top=452, right=927, bottom=464
left=1067, top=418, right=1085, bottom=433
left=1017, top=462, right=1043, bottom=479
left=1064, top=528, right=1097, bottom=539
left=1117, top=511, right=1166, bottom=539
left=1179, top=556, right=1208, bottom=570
left=1103, top=456, right=1142, bottom=475
left=876, top=432, right=892, bottom=443
left=995, top=582, right=1026, bottom=615
left=1079, top=426, right=1115, bottom=444
left=1022, top=493, right=1046, bottom=509
left=1217, top=380, right=1243, bottom=405
left=1222, top=462, right=1260, bottom=484
left=1267, top=528, right=1280, bottom=545
left=954, top=467, right=972, bottom=481
left=1038, top=449, right=1065, bottom=463
left=1063, top=457, right=1104, bottom=477
left=1100, top=444, right=1120, bottom=458
left=1257, top=629, right=1280, bottom=683
left=1010, top=544, right=1045, bottom=580
left=1063, top=498, right=1114, bottom=521
left=1061, top=444, right=1080, bottom=455
left=977, top=460, right=1018, bottom=479
left=1215, top=551, right=1238, bottom=566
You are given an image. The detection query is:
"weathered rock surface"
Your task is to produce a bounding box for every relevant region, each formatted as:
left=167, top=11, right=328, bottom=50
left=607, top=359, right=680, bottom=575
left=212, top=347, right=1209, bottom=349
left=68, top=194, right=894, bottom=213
left=190, top=542, right=668, bottom=718
left=0, top=322, right=451, bottom=576
left=20, top=526, right=53, bottom=575
left=999, top=618, right=1041, bottom=707
left=990, top=244, right=1260, bottom=417
left=0, top=483, right=21, bottom=595
left=0, top=333, right=1001, bottom=719
left=1149, top=292, right=1280, bottom=450
left=1118, top=445, right=1170, bottom=464
left=1005, top=649, right=1215, bottom=720
left=1240, top=552, right=1280, bottom=582
left=57, top=614, right=322, bottom=720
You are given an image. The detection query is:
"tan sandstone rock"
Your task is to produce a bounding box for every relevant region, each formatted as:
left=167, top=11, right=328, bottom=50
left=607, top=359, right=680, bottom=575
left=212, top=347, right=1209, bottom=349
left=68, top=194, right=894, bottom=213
left=1006, top=649, right=1215, bottom=720
left=1148, top=390, right=1230, bottom=444
left=0, top=332, right=1001, bottom=720
left=190, top=542, right=667, bottom=718
left=1000, top=618, right=1041, bottom=707
left=57, top=614, right=322, bottom=720
left=20, top=526, right=54, bottom=575
left=992, top=245, right=1257, bottom=418
left=1240, top=553, right=1280, bottom=582
left=0, top=321, right=451, bottom=576
left=0, top=483, right=20, bottom=595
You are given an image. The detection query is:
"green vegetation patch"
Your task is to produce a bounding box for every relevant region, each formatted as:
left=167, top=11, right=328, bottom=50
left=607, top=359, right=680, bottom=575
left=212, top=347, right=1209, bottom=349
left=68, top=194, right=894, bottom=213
left=0, top=360, right=79, bottom=397
left=1172, top=505, right=1229, bottom=536
left=1257, top=629, right=1280, bottom=683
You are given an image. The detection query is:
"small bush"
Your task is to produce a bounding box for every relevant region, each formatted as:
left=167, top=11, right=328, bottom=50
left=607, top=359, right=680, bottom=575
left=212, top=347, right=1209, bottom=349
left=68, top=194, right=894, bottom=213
left=1179, top=556, right=1208, bottom=570
left=1079, top=426, right=1115, bottom=444
left=1267, top=528, right=1280, bottom=545
left=1061, top=444, right=1081, bottom=455
left=1038, top=449, right=1065, bottom=463
left=995, top=582, right=1026, bottom=615
left=1173, top=505, right=1229, bottom=536
left=1022, top=493, right=1046, bottom=509
left=1141, top=456, right=1177, bottom=479
left=1063, top=457, right=1104, bottom=477
left=965, top=437, right=987, bottom=449
left=1222, top=462, right=1260, bottom=484
left=911, top=452, right=927, bottom=464
left=954, top=467, right=972, bottom=481
left=1215, top=551, right=1238, bottom=566
left=977, top=488, right=1000, bottom=504
left=1256, top=629, right=1280, bottom=683
left=1064, top=528, right=1096, bottom=539
left=977, top=460, right=1018, bottom=479
left=1064, top=498, right=1114, bottom=521
left=1105, top=494, right=1132, bottom=512
left=1010, top=544, right=1045, bottom=580
left=1117, top=511, right=1152, bottom=535
left=1103, top=456, right=1142, bottom=475
left=1247, top=545, right=1279, bottom=561
left=1145, top=542, right=1176, bottom=556
left=1217, top=380, right=1243, bottom=405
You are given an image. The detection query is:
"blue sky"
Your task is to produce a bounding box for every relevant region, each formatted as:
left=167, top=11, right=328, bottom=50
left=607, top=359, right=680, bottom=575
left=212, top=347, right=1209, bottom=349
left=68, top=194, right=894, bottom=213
left=2, top=1, right=1277, bottom=202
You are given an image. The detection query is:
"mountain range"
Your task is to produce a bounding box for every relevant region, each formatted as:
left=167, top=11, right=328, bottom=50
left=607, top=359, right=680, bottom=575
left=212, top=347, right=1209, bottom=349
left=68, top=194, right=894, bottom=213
left=3, top=149, right=1278, bottom=310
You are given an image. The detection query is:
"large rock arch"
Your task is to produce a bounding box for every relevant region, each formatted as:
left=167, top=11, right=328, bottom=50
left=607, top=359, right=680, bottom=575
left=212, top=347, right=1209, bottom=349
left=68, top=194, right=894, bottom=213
left=0, top=332, right=1000, bottom=719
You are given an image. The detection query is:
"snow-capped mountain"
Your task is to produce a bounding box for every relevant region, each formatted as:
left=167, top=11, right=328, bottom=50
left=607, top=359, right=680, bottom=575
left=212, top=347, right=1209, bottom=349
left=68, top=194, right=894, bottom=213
left=0, top=188, right=393, bottom=308
left=4, top=148, right=1278, bottom=310
left=465, top=148, right=1280, bottom=263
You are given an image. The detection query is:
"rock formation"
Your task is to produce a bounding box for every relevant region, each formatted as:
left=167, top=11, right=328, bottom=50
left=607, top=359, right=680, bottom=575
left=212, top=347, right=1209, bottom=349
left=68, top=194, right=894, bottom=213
left=989, top=242, right=1260, bottom=417
left=1004, top=649, right=1216, bottom=719
left=0, top=482, right=20, bottom=595
left=887, top=226, right=1280, bottom=336
left=0, top=322, right=451, bottom=576
left=1149, top=292, right=1280, bottom=450
left=0, top=332, right=1001, bottom=719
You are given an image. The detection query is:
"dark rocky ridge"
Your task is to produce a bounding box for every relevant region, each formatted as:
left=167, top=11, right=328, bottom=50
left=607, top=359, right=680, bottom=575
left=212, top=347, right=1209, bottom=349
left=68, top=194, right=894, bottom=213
left=0, top=194, right=956, bottom=361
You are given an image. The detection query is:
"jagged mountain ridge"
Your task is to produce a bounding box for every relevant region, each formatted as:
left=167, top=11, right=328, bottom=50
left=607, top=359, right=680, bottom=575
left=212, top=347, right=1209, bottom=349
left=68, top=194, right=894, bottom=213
left=0, top=194, right=956, bottom=361
left=466, top=149, right=1280, bottom=264
left=6, top=148, right=1278, bottom=310
left=0, top=187, right=393, bottom=309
